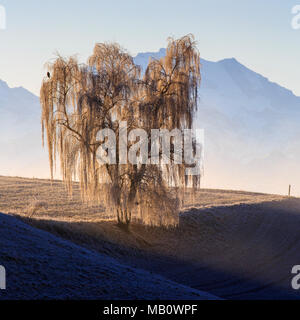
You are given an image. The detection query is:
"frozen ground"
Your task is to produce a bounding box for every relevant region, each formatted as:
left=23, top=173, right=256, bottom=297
left=1, top=177, right=300, bottom=300
left=0, top=212, right=217, bottom=300
left=24, top=199, right=300, bottom=300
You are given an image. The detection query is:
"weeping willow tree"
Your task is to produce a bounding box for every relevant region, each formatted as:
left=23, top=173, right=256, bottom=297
left=40, top=34, right=201, bottom=228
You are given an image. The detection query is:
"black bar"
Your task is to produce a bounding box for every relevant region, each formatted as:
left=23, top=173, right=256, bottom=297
left=0, top=300, right=299, bottom=319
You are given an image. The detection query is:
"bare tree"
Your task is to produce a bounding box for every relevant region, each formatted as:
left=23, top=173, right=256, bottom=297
left=40, top=34, right=201, bottom=228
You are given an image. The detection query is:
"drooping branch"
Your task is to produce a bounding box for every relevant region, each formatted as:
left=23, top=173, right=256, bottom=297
left=40, top=35, right=202, bottom=227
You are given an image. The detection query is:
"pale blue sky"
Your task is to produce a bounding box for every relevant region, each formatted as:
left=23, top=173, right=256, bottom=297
left=0, top=0, right=299, bottom=96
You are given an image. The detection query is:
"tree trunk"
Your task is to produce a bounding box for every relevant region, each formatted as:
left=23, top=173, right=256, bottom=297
left=117, top=208, right=131, bottom=230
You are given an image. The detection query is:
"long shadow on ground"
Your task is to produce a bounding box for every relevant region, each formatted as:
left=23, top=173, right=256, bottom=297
left=0, top=212, right=218, bottom=300
left=18, top=198, right=300, bottom=300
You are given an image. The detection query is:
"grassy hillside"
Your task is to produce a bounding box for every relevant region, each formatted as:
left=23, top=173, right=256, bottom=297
left=0, top=212, right=217, bottom=300
left=0, top=176, right=285, bottom=222
left=0, top=176, right=299, bottom=299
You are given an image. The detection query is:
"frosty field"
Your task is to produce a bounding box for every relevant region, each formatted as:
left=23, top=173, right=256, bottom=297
left=0, top=176, right=299, bottom=299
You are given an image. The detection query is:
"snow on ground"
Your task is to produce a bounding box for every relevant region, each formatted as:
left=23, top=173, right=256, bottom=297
left=0, top=212, right=218, bottom=300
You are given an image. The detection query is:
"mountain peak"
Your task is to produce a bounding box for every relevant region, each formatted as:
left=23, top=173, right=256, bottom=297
left=218, top=57, right=239, bottom=64
left=0, top=79, right=9, bottom=89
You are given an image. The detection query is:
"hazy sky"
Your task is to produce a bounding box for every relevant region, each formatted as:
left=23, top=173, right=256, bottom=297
left=0, top=0, right=299, bottom=96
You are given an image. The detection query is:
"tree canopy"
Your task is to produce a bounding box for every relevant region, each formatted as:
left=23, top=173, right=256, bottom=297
left=40, top=34, right=201, bottom=227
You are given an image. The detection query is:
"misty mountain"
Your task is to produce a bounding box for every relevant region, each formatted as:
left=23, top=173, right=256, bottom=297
left=0, top=50, right=300, bottom=195
left=0, top=80, right=49, bottom=178
left=134, top=50, right=300, bottom=195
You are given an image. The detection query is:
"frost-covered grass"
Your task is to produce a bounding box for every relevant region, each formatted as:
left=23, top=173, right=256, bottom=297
left=0, top=176, right=285, bottom=222
left=0, top=212, right=218, bottom=300
left=0, top=176, right=299, bottom=300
